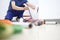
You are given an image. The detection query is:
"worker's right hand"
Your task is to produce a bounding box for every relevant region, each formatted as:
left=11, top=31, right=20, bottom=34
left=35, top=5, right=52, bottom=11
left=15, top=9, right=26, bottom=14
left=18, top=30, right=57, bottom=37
left=23, top=7, right=29, bottom=10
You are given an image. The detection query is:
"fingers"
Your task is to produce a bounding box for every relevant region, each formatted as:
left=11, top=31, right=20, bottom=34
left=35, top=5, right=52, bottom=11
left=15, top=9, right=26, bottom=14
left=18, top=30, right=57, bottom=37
left=24, top=7, right=29, bottom=10
left=32, top=6, right=39, bottom=10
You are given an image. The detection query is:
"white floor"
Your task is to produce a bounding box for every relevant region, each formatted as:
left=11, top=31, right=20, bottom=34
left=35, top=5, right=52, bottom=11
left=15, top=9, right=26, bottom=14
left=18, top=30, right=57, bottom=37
left=6, top=24, right=60, bottom=40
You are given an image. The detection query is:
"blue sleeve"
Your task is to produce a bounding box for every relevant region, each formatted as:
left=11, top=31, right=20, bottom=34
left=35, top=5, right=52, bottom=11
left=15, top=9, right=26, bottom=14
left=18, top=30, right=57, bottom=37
left=10, top=0, right=16, bottom=2
left=23, top=0, right=28, bottom=3
left=10, top=0, right=14, bottom=1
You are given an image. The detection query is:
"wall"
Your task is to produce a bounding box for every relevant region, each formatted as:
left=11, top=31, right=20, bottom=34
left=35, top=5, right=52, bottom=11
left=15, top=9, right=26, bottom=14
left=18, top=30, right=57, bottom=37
left=38, top=0, right=60, bottom=19
left=0, top=0, right=10, bottom=19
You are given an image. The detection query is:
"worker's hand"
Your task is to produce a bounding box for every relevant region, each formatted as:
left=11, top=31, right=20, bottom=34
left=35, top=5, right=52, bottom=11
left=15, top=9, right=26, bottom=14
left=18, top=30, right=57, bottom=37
left=23, top=7, right=29, bottom=10
left=32, top=6, right=36, bottom=10
left=33, top=6, right=39, bottom=11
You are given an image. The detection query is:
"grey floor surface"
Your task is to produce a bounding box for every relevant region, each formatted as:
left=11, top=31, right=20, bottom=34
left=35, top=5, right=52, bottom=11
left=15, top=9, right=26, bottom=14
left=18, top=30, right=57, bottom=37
left=3, top=24, right=60, bottom=40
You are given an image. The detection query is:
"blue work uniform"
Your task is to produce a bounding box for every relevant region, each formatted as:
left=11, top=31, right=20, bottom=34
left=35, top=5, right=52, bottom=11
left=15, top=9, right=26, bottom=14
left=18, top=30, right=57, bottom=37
left=5, top=0, right=28, bottom=20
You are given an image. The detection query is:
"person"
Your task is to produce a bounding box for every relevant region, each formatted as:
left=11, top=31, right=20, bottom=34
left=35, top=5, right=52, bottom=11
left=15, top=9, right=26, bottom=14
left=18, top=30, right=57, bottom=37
left=5, top=0, right=35, bottom=21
